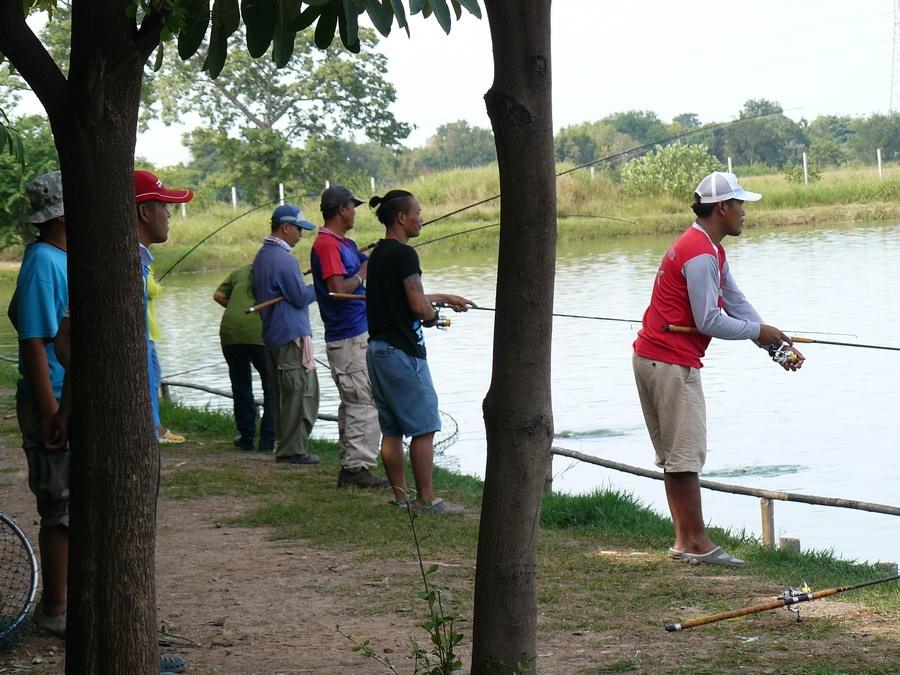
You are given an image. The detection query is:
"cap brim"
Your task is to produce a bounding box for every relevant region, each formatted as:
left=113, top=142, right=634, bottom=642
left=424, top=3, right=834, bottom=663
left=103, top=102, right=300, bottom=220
left=136, top=188, right=194, bottom=204
left=734, top=188, right=762, bottom=202
left=351, top=197, right=364, bottom=206
left=298, top=220, right=317, bottom=231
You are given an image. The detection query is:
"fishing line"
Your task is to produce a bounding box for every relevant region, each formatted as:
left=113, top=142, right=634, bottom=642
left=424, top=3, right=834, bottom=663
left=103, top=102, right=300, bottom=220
left=160, top=111, right=787, bottom=279
left=161, top=361, right=227, bottom=380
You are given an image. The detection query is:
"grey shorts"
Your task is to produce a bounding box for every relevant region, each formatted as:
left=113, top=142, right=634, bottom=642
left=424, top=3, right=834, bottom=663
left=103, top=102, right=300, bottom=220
left=17, top=393, right=70, bottom=528
left=366, top=340, right=441, bottom=438
left=632, top=353, right=707, bottom=473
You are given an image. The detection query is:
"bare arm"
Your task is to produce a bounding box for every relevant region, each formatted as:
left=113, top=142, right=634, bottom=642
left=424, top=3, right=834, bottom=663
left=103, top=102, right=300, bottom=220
left=402, top=274, right=436, bottom=321
left=213, top=291, right=229, bottom=307
left=325, top=260, right=368, bottom=295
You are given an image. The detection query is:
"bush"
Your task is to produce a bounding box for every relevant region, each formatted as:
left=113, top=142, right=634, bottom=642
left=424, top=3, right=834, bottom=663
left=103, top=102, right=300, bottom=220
left=621, top=142, right=722, bottom=199
left=784, top=163, right=822, bottom=184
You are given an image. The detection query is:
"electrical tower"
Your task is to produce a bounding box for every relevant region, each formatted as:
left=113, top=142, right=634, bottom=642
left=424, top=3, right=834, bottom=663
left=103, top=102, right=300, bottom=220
left=892, top=0, right=900, bottom=112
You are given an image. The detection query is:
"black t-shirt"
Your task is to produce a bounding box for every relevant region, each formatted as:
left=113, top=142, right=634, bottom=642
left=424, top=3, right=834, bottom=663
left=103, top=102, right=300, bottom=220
left=366, top=239, right=427, bottom=358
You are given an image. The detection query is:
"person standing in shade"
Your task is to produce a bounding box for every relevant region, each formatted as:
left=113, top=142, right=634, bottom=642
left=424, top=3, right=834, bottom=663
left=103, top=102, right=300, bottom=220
left=134, top=170, right=194, bottom=445
left=252, top=204, right=321, bottom=465
left=8, top=171, right=69, bottom=636
left=632, top=171, right=804, bottom=568
left=311, top=185, right=389, bottom=489
left=365, top=189, right=474, bottom=513
left=213, top=263, right=275, bottom=452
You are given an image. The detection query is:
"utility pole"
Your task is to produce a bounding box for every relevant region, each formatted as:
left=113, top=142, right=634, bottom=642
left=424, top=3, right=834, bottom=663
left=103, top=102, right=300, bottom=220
left=891, top=0, right=900, bottom=112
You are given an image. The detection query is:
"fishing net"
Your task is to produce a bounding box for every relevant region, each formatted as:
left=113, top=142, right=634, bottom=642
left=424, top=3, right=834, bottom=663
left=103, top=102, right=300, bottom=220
left=0, top=513, right=39, bottom=651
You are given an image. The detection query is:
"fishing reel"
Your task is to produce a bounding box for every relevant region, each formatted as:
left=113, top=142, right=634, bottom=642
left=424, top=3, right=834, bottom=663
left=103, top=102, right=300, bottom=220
left=779, top=581, right=812, bottom=622
left=768, top=342, right=799, bottom=367
left=424, top=307, right=451, bottom=330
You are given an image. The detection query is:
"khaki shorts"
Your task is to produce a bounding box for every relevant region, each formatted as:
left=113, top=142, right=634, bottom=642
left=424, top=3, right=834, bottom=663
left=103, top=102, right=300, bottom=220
left=632, top=353, right=706, bottom=473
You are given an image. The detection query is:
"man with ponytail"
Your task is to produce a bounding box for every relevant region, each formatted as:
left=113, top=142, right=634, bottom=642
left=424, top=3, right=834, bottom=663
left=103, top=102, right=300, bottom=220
left=365, top=190, right=474, bottom=514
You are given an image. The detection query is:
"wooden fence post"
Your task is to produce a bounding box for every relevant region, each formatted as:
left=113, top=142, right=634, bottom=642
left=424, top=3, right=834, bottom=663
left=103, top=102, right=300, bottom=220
left=760, top=497, right=775, bottom=547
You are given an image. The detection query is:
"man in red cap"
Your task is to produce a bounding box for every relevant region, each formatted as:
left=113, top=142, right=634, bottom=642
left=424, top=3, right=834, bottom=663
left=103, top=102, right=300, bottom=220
left=134, top=170, right=193, bottom=444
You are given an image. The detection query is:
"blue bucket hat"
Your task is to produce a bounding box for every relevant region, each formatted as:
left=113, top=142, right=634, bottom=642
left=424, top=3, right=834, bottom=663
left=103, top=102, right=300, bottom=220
left=271, top=204, right=315, bottom=230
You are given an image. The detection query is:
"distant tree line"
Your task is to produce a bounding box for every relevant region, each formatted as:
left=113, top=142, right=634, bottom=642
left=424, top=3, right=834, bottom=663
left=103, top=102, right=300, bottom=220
left=2, top=5, right=900, bottom=233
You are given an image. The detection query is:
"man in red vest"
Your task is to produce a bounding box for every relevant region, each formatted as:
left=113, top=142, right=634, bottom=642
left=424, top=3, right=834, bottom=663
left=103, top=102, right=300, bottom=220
left=632, top=171, right=804, bottom=567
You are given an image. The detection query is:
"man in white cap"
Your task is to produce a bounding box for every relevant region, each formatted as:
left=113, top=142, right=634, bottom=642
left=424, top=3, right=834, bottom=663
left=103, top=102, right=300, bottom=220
left=632, top=171, right=804, bottom=568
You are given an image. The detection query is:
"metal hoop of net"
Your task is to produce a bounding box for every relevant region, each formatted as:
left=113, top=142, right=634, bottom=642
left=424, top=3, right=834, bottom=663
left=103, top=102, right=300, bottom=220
left=0, top=513, right=39, bottom=652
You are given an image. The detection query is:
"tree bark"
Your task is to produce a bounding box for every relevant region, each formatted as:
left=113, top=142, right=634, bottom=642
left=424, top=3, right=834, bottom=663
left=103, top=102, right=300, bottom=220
left=472, top=2, right=555, bottom=673
left=1, top=2, right=162, bottom=672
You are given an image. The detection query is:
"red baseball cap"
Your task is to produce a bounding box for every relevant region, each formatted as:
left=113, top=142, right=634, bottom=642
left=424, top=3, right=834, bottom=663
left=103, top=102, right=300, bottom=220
left=134, top=170, right=194, bottom=204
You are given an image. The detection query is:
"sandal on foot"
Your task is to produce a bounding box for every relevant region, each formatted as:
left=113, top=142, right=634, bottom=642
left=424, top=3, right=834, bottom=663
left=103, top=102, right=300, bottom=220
left=667, top=547, right=684, bottom=559
left=680, top=546, right=746, bottom=568
left=410, top=498, right=464, bottom=515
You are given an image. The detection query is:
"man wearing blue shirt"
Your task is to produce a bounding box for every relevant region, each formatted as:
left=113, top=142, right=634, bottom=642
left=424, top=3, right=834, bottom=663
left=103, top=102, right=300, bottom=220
left=8, top=171, right=69, bottom=637
left=252, top=205, right=321, bottom=465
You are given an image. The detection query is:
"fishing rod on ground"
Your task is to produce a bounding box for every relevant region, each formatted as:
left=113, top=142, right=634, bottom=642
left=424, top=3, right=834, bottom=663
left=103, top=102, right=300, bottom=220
left=664, top=574, right=900, bottom=632
left=159, top=111, right=788, bottom=281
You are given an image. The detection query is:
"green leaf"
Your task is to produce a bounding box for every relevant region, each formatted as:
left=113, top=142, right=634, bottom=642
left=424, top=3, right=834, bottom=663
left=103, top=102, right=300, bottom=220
left=214, top=0, right=241, bottom=34
left=303, top=0, right=333, bottom=5
left=153, top=42, right=165, bottom=71
left=338, top=0, right=360, bottom=52
left=314, top=5, right=339, bottom=49
left=427, top=0, right=451, bottom=32
left=362, top=0, right=391, bottom=36
left=426, top=563, right=440, bottom=575
left=409, top=0, right=425, bottom=14
left=385, top=0, right=409, bottom=35
left=291, top=4, right=321, bottom=31
left=272, top=0, right=300, bottom=66
left=204, top=0, right=240, bottom=77
left=450, top=0, right=461, bottom=20
left=242, top=0, right=277, bottom=57
left=454, top=0, right=481, bottom=18
left=177, top=0, right=210, bottom=60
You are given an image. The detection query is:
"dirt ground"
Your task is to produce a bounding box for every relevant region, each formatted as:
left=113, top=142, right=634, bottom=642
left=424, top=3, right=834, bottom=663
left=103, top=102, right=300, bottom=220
left=1, top=438, right=899, bottom=674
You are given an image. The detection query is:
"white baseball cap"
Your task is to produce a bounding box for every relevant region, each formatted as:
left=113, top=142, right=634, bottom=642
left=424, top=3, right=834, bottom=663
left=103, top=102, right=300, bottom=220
left=694, top=171, right=761, bottom=203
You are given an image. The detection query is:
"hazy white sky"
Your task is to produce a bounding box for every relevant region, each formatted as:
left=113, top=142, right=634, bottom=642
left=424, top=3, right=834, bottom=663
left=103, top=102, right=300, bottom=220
left=132, top=0, right=896, bottom=165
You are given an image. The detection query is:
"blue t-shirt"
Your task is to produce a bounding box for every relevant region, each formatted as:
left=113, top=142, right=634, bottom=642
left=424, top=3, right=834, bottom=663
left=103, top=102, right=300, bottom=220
left=8, top=242, right=68, bottom=400
left=310, top=229, right=368, bottom=342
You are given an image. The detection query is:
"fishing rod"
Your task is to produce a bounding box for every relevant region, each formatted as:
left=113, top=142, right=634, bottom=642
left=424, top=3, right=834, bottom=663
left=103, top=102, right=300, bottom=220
left=158, top=197, right=285, bottom=281
left=664, top=574, right=900, bottom=632
left=665, top=325, right=898, bottom=352
left=159, top=111, right=786, bottom=280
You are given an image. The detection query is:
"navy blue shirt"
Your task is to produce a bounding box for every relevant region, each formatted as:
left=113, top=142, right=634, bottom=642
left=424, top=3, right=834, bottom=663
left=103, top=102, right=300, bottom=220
left=251, top=238, right=317, bottom=349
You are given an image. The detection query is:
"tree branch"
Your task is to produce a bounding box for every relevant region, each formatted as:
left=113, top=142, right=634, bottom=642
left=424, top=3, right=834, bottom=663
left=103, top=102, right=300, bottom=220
left=208, top=78, right=268, bottom=129
left=133, top=8, right=164, bottom=62
left=0, top=0, right=68, bottom=121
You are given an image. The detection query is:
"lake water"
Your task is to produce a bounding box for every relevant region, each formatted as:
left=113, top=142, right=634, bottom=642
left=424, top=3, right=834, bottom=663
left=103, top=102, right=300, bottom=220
left=2, top=221, right=899, bottom=565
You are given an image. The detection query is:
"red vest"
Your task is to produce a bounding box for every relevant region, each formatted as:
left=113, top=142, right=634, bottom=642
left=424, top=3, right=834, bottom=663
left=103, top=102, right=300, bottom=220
left=633, top=225, right=725, bottom=368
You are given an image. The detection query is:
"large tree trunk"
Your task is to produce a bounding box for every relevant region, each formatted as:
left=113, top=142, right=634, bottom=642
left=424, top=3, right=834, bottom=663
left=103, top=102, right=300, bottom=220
left=472, top=1, right=556, bottom=673
left=63, top=5, right=159, bottom=673
left=0, top=2, right=162, bottom=672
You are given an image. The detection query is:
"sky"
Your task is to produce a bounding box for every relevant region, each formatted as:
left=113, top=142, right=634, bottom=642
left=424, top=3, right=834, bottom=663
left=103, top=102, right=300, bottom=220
left=119, top=0, right=895, bottom=165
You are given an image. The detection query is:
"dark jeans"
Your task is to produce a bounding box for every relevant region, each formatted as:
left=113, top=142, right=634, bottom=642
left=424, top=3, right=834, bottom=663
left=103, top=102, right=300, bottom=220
left=222, top=343, right=275, bottom=448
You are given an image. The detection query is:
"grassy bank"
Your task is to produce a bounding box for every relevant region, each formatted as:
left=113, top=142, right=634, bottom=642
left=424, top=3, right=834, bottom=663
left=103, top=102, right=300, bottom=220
left=4, top=165, right=900, bottom=275
left=2, top=361, right=898, bottom=672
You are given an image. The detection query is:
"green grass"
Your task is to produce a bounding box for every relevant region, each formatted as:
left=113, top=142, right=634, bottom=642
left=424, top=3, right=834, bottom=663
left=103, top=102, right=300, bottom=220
left=7, top=163, right=897, bottom=274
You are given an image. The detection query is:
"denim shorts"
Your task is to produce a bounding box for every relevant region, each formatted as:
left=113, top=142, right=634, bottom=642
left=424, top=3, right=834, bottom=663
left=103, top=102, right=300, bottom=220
left=366, top=340, right=441, bottom=438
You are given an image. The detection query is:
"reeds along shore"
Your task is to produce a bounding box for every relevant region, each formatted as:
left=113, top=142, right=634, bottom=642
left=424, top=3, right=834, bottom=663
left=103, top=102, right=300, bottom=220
left=4, top=164, right=900, bottom=274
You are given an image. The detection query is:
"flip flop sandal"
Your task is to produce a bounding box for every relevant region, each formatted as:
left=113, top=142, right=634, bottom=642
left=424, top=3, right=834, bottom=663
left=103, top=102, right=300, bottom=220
left=680, top=546, right=747, bottom=568
left=667, top=547, right=684, bottom=559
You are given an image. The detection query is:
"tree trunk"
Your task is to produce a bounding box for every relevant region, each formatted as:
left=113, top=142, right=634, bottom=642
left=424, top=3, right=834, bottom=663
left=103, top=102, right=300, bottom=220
left=472, top=2, right=555, bottom=673
left=40, top=3, right=159, bottom=673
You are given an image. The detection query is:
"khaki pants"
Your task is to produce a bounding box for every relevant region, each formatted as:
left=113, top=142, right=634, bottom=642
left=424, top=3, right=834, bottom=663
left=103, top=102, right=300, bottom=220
left=632, top=353, right=707, bottom=473
left=268, top=341, right=320, bottom=458
left=326, top=332, right=381, bottom=470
